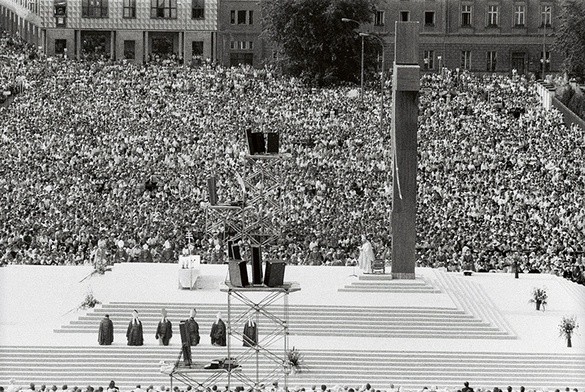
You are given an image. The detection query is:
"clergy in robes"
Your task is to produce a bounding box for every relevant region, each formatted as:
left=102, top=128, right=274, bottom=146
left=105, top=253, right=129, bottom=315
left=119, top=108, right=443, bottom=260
left=185, top=308, right=200, bottom=346
left=98, top=314, right=114, bottom=345
left=126, top=310, right=144, bottom=346
left=358, top=235, right=375, bottom=274
left=242, top=318, right=257, bottom=347
left=155, top=308, right=173, bottom=346
left=210, top=312, right=226, bottom=346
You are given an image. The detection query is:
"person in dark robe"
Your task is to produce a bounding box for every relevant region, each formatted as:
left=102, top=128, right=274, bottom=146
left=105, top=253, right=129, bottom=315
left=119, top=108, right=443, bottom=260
left=98, top=314, right=114, bottom=345
left=126, top=310, right=144, bottom=346
left=210, top=312, right=226, bottom=346
left=185, top=308, right=200, bottom=346
left=155, top=308, right=172, bottom=346
left=242, top=317, right=257, bottom=347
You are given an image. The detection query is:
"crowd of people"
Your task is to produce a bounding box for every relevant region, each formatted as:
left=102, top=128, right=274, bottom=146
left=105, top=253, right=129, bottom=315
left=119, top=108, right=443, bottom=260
left=0, top=31, right=584, bottom=284
left=1, top=380, right=580, bottom=392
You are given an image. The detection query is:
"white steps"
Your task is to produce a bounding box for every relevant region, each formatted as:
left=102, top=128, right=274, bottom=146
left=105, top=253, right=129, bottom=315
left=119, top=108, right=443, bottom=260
left=1, top=346, right=583, bottom=391
left=54, top=303, right=511, bottom=339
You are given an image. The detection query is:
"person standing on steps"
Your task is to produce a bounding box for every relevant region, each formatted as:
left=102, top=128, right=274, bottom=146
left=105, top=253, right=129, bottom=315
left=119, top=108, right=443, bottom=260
left=210, top=312, right=226, bottom=346
left=358, top=235, right=375, bottom=274
left=185, top=308, right=200, bottom=346
left=98, top=314, right=114, bottom=345
left=155, top=308, right=173, bottom=346
left=126, top=310, right=144, bottom=346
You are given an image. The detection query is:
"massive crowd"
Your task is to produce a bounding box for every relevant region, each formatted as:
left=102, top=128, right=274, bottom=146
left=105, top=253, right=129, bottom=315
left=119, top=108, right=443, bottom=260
left=0, top=31, right=583, bottom=284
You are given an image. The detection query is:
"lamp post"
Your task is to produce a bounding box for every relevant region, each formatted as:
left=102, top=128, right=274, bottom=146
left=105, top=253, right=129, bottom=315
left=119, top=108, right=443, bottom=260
left=541, top=21, right=547, bottom=81
left=360, top=32, right=385, bottom=129
left=341, top=18, right=365, bottom=102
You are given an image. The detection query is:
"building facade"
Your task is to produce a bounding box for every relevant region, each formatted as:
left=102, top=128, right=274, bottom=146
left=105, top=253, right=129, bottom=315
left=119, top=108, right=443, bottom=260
left=1, top=0, right=560, bottom=75
left=0, top=0, right=218, bottom=63
left=363, top=0, right=559, bottom=76
left=217, top=0, right=266, bottom=67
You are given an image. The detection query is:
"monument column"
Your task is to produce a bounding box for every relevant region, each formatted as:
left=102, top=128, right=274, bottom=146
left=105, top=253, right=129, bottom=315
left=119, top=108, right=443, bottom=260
left=391, top=22, right=420, bottom=279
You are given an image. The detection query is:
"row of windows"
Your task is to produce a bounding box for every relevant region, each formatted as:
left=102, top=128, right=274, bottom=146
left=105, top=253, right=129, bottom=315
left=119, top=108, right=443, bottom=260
left=230, top=40, right=254, bottom=50
left=230, top=10, right=253, bottom=25
left=422, top=49, right=551, bottom=71
left=78, top=0, right=205, bottom=19
left=373, top=4, right=553, bottom=28
left=462, top=3, right=552, bottom=28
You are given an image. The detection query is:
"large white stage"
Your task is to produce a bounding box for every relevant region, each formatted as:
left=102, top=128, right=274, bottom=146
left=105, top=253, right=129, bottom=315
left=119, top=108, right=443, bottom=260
left=0, top=264, right=584, bottom=389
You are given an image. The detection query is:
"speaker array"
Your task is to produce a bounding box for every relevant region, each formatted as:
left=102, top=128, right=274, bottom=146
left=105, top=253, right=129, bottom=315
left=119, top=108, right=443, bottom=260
left=227, top=246, right=285, bottom=288
left=246, top=130, right=279, bottom=155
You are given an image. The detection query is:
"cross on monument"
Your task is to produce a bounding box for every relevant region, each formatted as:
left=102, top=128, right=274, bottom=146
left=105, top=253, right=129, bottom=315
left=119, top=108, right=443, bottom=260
left=391, top=22, right=420, bottom=279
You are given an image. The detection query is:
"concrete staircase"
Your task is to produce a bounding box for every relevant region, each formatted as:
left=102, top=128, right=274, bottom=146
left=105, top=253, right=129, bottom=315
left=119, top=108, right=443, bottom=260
left=54, top=302, right=511, bottom=340
left=1, top=346, right=584, bottom=391
left=338, top=275, right=440, bottom=294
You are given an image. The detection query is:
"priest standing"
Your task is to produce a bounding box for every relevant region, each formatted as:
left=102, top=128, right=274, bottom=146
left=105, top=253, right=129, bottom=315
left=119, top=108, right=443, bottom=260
left=155, top=308, right=173, bottom=346
left=210, top=312, right=226, bottom=346
left=358, top=235, right=375, bottom=274
left=126, top=310, right=144, bottom=346
left=98, top=314, right=114, bottom=345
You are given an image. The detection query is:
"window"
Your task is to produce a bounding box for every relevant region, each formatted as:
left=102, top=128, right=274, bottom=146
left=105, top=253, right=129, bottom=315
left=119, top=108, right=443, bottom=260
left=400, top=11, right=410, bottom=22
left=237, top=10, right=246, bottom=24
left=192, top=41, right=203, bottom=56
left=424, top=11, right=435, bottom=26
left=123, top=0, right=136, bottom=18
left=461, top=4, right=472, bottom=26
left=192, top=0, right=204, bottom=19
left=486, top=51, right=497, bottom=71
left=230, top=10, right=253, bottom=24
left=540, top=5, right=552, bottom=27
left=54, top=39, right=66, bottom=55
left=150, top=0, right=177, bottom=19
left=461, top=50, right=471, bottom=70
left=230, top=52, right=253, bottom=66
left=514, top=4, right=525, bottom=27
left=487, top=5, right=498, bottom=27
left=540, top=51, right=550, bottom=71
left=123, top=40, right=135, bottom=59
left=230, top=41, right=253, bottom=50
left=374, top=10, right=385, bottom=26
left=423, top=50, right=434, bottom=70
left=82, top=0, right=108, bottom=18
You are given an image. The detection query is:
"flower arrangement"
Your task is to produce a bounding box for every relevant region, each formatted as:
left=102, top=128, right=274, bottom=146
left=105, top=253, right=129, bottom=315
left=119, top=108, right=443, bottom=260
left=559, top=316, right=579, bottom=347
left=529, top=287, right=548, bottom=311
left=79, top=292, right=101, bottom=310
left=286, top=347, right=304, bottom=373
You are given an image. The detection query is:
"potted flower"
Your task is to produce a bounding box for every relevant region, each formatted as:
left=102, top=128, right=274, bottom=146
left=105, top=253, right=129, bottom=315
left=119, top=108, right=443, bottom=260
left=529, top=287, right=547, bottom=311
left=79, top=292, right=101, bottom=310
left=286, top=347, right=304, bottom=374
left=559, top=316, right=579, bottom=348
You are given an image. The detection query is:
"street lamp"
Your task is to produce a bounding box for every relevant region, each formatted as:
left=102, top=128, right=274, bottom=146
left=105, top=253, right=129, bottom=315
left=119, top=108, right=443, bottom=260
left=359, top=32, right=385, bottom=129
left=342, top=17, right=386, bottom=129
left=341, top=18, right=365, bottom=102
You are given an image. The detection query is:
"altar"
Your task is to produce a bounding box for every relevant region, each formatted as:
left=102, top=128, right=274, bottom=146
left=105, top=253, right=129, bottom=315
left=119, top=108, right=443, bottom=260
left=178, top=255, right=201, bottom=290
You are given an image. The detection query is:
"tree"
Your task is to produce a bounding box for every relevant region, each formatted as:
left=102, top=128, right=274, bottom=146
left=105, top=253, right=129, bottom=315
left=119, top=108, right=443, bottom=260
left=262, top=0, right=378, bottom=86
left=553, top=0, right=585, bottom=80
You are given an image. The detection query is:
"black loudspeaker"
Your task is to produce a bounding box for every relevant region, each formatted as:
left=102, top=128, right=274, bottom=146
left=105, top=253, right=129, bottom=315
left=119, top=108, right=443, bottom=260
left=179, top=321, right=192, bottom=366
left=251, top=246, right=263, bottom=284
left=207, top=177, right=218, bottom=205
left=227, top=240, right=234, bottom=259
left=266, top=133, right=279, bottom=154
left=232, top=244, right=242, bottom=260
left=229, top=260, right=249, bottom=287
left=246, top=129, right=265, bottom=155
left=264, top=260, right=285, bottom=287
